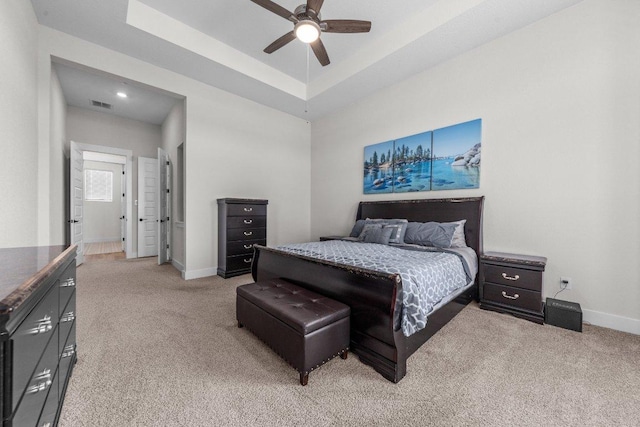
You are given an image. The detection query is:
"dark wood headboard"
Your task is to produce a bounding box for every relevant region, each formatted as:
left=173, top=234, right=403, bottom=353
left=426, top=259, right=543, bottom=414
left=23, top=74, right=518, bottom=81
left=356, top=197, right=484, bottom=257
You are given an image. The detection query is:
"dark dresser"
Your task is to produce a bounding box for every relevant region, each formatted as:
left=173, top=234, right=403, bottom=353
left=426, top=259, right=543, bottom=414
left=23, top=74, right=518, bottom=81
left=479, top=251, right=546, bottom=324
left=0, top=245, right=77, bottom=427
left=217, top=198, right=268, bottom=278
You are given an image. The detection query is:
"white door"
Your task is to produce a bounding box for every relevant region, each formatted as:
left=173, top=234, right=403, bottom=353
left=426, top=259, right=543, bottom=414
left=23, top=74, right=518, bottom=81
left=70, top=141, right=84, bottom=266
left=138, top=157, right=159, bottom=258
left=121, top=165, right=126, bottom=252
left=158, top=148, right=171, bottom=265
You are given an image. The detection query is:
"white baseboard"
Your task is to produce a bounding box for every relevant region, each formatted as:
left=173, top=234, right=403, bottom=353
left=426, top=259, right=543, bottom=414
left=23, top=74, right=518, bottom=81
left=183, top=266, right=218, bottom=280
left=127, top=251, right=138, bottom=259
left=172, top=259, right=185, bottom=275
left=583, top=309, right=640, bottom=335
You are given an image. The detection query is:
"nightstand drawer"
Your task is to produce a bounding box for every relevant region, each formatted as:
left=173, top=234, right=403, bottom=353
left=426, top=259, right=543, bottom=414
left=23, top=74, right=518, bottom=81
left=227, top=239, right=265, bottom=256
left=483, top=283, right=542, bottom=313
left=226, top=254, right=255, bottom=272
left=227, top=216, right=266, bottom=229
left=227, top=204, right=267, bottom=217
left=483, top=264, right=541, bottom=291
left=227, top=228, right=266, bottom=242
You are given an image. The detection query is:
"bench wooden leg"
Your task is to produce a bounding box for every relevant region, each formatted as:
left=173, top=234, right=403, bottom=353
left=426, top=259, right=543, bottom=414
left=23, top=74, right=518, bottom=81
left=341, top=350, right=348, bottom=360
left=237, top=321, right=243, bottom=328
left=300, top=373, right=308, bottom=386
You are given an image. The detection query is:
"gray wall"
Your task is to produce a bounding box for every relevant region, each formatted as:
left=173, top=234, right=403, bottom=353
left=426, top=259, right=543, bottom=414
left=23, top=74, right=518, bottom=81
left=0, top=1, right=38, bottom=247
left=310, top=0, right=640, bottom=332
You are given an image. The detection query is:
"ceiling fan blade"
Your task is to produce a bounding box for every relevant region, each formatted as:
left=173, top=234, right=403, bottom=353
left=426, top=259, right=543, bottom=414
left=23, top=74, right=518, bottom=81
left=306, top=0, right=324, bottom=14
left=322, top=20, right=371, bottom=33
left=310, top=39, right=330, bottom=66
left=250, top=0, right=296, bottom=22
left=264, top=31, right=296, bottom=54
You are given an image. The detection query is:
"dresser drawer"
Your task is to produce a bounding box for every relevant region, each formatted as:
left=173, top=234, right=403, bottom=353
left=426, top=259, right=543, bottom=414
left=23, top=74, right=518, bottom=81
left=12, top=327, right=59, bottom=424
left=59, top=321, right=76, bottom=396
left=227, top=227, right=266, bottom=242
left=483, top=283, right=542, bottom=313
left=226, top=254, right=255, bottom=272
left=37, top=366, right=60, bottom=427
left=483, top=264, right=542, bottom=291
left=227, top=239, right=266, bottom=256
left=227, top=216, right=266, bottom=229
left=228, top=204, right=266, bottom=217
left=11, top=284, right=59, bottom=410
left=59, top=261, right=76, bottom=314
left=59, top=292, right=76, bottom=353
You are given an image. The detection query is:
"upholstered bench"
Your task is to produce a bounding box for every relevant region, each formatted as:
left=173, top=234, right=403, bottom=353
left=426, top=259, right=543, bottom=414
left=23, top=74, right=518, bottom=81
left=236, top=279, right=350, bottom=386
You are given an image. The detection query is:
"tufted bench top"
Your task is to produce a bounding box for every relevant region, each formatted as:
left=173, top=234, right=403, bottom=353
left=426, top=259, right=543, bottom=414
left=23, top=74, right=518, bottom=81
left=236, top=279, right=350, bottom=335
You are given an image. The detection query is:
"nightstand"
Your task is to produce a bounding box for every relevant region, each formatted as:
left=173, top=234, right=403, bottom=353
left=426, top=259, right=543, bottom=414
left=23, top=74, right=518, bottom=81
left=479, top=251, right=546, bottom=324
left=319, top=236, right=344, bottom=241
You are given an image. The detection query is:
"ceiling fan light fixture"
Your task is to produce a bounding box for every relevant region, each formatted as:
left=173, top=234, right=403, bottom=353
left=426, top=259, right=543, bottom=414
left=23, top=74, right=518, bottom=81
left=294, top=20, right=320, bottom=43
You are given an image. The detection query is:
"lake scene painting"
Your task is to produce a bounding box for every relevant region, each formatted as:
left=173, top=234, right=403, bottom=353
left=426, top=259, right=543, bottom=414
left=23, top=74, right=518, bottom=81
left=431, top=119, right=481, bottom=190
left=363, top=140, right=394, bottom=194
left=363, top=119, right=481, bottom=194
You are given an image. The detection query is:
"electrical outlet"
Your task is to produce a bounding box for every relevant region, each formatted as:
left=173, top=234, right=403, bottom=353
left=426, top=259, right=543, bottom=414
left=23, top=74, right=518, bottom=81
left=560, top=277, right=572, bottom=290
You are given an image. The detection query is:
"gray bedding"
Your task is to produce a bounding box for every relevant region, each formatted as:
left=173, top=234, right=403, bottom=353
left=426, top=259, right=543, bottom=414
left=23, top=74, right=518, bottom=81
left=275, top=240, right=477, bottom=337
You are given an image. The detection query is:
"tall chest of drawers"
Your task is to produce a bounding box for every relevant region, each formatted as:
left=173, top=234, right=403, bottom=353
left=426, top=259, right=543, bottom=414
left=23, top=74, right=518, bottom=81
left=217, top=198, right=268, bottom=278
left=0, top=245, right=77, bottom=427
left=479, top=251, right=546, bottom=324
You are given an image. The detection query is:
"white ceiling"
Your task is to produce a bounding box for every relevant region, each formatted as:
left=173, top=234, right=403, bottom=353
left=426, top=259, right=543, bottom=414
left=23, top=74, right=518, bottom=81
left=31, top=0, right=583, bottom=122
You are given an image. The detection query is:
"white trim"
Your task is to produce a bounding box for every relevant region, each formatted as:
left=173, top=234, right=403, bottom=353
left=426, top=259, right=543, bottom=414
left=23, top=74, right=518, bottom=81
left=172, top=259, right=185, bottom=275
left=583, top=309, right=640, bottom=335
left=183, top=266, right=218, bottom=280
left=71, top=141, right=135, bottom=259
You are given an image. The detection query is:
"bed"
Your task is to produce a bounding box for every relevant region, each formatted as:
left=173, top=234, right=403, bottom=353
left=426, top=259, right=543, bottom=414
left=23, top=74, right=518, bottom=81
left=251, top=197, right=484, bottom=383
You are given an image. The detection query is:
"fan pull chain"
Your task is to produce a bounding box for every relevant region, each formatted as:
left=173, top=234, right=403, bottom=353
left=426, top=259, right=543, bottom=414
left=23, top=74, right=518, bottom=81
left=305, top=44, right=310, bottom=114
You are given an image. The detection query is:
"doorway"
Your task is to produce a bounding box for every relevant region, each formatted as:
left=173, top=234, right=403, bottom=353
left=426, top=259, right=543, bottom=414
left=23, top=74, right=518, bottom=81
left=69, top=141, right=133, bottom=265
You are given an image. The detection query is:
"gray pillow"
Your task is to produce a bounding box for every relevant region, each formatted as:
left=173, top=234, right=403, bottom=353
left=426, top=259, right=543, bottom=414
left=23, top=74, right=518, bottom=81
left=358, top=223, right=394, bottom=245
left=404, top=221, right=458, bottom=248
left=365, top=218, right=408, bottom=244
left=446, top=219, right=468, bottom=248
left=349, top=219, right=367, bottom=237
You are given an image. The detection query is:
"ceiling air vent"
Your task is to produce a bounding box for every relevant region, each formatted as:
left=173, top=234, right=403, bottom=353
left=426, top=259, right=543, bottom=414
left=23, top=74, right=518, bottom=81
left=91, top=100, right=112, bottom=109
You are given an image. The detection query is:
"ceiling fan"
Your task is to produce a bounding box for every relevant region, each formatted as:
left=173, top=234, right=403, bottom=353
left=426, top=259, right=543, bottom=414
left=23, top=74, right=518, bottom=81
left=250, top=0, right=371, bottom=66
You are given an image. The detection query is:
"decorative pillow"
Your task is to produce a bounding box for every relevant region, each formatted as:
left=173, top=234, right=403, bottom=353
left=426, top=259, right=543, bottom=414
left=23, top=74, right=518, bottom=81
left=446, top=219, right=468, bottom=248
left=365, top=218, right=408, bottom=244
left=349, top=219, right=367, bottom=237
left=403, top=221, right=458, bottom=248
left=351, top=218, right=408, bottom=243
left=358, top=223, right=394, bottom=245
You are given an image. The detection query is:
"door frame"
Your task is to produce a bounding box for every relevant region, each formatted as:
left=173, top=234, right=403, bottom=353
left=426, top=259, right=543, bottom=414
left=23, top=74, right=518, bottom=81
left=70, top=141, right=134, bottom=259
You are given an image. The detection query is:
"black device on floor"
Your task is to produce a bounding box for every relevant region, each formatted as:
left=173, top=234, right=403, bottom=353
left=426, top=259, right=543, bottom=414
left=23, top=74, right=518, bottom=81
left=545, top=298, right=583, bottom=332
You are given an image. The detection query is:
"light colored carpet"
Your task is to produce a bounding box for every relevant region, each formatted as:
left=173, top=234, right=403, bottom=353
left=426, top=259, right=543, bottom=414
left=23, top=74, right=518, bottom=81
left=59, top=257, right=640, bottom=427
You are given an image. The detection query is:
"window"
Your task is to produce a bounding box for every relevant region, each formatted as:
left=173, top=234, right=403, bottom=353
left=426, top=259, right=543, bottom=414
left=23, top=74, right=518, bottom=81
left=84, top=169, right=113, bottom=202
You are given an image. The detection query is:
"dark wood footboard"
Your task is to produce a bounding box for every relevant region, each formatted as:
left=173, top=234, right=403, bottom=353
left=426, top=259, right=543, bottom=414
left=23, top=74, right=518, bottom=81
left=252, top=197, right=484, bottom=383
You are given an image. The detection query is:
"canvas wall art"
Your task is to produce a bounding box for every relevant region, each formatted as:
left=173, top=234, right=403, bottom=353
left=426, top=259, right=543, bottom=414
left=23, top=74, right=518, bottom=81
left=363, top=119, right=481, bottom=194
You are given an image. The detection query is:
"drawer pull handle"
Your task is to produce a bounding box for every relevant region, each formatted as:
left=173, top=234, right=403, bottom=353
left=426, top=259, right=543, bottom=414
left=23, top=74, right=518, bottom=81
left=41, top=423, right=52, bottom=427
left=243, top=231, right=253, bottom=236
left=61, top=311, right=75, bottom=323
left=244, top=219, right=253, bottom=224
left=501, top=291, right=520, bottom=300
left=60, top=278, right=75, bottom=287
left=244, top=258, right=252, bottom=263
left=62, top=345, right=76, bottom=358
left=243, top=244, right=253, bottom=249
left=28, top=316, right=53, bottom=335
left=501, top=273, right=520, bottom=281
left=27, top=369, right=52, bottom=394
left=243, top=207, right=253, bottom=212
